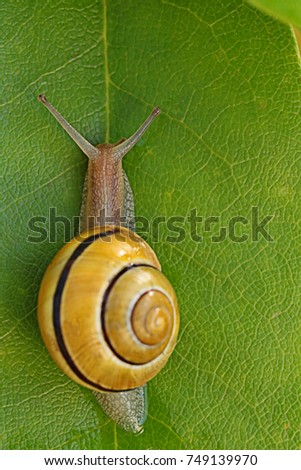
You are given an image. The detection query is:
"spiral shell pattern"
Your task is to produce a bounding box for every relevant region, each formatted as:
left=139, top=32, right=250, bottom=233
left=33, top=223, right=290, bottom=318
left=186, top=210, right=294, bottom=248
left=38, top=226, right=179, bottom=391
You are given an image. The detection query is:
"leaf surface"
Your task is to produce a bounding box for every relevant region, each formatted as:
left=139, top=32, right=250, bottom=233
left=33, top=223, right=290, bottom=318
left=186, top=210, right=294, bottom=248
left=248, top=0, right=301, bottom=27
left=1, top=0, right=301, bottom=450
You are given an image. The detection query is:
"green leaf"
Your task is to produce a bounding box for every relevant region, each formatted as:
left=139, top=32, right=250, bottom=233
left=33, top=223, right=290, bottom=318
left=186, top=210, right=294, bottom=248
left=1, top=0, right=301, bottom=450
left=248, top=0, right=301, bottom=28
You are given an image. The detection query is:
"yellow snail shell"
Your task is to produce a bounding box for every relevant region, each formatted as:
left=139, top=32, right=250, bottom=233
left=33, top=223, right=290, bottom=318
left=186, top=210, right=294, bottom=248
left=38, top=226, right=179, bottom=392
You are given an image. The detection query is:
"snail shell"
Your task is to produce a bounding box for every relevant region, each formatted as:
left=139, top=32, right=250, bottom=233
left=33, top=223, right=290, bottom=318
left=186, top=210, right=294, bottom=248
left=38, top=226, right=179, bottom=392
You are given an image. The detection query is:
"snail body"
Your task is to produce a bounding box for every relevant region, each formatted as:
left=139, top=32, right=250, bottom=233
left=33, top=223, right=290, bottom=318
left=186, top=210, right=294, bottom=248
left=37, top=95, right=179, bottom=433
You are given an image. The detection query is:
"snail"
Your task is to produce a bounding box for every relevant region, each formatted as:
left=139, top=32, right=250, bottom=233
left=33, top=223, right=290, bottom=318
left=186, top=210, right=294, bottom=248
left=37, top=95, right=180, bottom=433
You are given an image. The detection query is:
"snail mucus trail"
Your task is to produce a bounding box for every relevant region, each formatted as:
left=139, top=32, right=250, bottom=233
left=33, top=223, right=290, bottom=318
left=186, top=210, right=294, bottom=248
left=37, top=94, right=180, bottom=433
